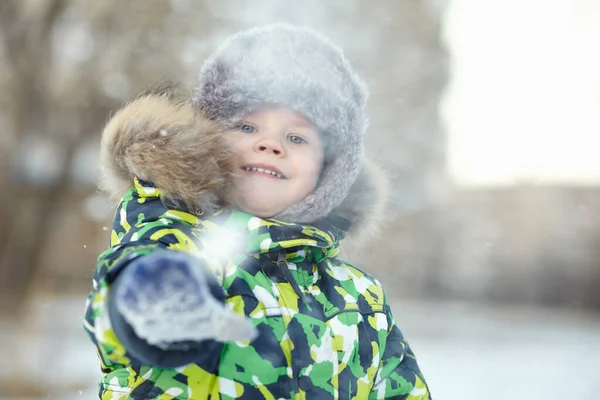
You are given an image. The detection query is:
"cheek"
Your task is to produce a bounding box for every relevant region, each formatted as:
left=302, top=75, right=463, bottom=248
left=227, top=131, right=251, bottom=150
left=229, top=142, right=250, bottom=166
left=230, top=138, right=245, bottom=154
left=301, top=154, right=324, bottom=190
left=306, top=166, right=322, bottom=189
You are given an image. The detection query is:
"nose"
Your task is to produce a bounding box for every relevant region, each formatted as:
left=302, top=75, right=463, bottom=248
left=253, top=137, right=285, bottom=157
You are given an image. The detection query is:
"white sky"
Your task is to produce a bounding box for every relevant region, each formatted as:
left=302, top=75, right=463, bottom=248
left=442, top=0, right=600, bottom=186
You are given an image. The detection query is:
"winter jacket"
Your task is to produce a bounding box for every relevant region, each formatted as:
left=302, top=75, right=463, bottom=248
left=83, top=178, right=430, bottom=400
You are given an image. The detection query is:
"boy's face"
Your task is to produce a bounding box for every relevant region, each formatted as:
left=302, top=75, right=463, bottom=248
left=227, top=107, right=324, bottom=219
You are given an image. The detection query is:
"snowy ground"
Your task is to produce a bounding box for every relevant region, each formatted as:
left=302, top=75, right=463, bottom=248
left=1, top=295, right=599, bottom=399
left=396, top=300, right=600, bottom=399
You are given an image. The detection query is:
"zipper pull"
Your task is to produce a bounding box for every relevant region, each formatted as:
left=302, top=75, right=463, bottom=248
left=277, top=252, right=288, bottom=267
left=277, top=253, right=314, bottom=308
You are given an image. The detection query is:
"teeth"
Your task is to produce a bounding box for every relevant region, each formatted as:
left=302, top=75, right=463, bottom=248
left=244, top=166, right=283, bottom=178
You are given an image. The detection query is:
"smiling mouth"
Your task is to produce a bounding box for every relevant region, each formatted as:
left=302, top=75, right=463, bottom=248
left=241, top=166, right=285, bottom=179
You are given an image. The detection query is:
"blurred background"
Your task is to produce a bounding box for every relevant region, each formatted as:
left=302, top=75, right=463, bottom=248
left=1, top=0, right=599, bottom=398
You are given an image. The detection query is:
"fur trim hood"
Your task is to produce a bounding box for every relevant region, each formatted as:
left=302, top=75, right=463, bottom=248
left=99, top=84, right=387, bottom=240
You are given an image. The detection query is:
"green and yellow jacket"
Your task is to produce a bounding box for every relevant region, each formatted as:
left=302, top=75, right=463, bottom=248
left=83, top=179, right=430, bottom=399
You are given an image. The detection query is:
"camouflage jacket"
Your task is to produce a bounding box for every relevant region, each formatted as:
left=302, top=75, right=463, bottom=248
left=83, top=179, right=430, bottom=399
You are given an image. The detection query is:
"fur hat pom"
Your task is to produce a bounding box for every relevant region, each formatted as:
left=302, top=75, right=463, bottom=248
left=100, top=82, right=233, bottom=214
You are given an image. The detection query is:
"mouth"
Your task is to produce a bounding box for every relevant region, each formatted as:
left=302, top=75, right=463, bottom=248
left=241, top=164, right=287, bottom=179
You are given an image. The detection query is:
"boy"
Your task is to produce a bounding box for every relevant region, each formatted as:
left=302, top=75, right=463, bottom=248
left=84, top=24, right=430, bottom=399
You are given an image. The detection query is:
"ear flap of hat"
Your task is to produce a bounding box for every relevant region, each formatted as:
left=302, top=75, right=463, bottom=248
left=332, top=159, right=390, bottom=241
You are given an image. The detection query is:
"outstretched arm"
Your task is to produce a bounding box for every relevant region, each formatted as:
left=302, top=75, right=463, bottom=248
left=83, top=241, right=257, bottom=370
left=108, top=250, right=257, bottom=367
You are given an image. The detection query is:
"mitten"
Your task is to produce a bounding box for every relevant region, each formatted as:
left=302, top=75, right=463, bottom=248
left=112, top=250, right=257, bottom=349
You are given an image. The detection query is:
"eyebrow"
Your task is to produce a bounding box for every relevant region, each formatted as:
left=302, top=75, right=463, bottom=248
left=288, top=118, right=316, bottom=130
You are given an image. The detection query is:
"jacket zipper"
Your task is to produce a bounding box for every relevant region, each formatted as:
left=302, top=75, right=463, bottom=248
left=276, top=253, right=314, bottom=307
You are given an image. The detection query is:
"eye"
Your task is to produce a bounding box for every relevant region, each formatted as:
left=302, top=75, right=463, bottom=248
left=288, top=135, right=306, bottom=144
left=239, top=124, right=256, bottom=134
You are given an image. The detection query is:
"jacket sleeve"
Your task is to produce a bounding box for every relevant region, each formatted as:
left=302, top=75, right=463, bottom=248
left=82, top=232, right=225, bottom=370
left=369, top=301, right=431, bottom=400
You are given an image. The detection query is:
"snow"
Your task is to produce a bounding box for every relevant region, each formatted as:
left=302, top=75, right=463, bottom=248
left=1, top=296, right=598, bottom=399
left=396, top=300, right=600, bottom=399
left=0, top=296, right=100, bottom=399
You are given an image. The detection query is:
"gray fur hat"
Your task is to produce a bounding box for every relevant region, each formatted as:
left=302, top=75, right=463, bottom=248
left=192, top=23, right=368, bottom=224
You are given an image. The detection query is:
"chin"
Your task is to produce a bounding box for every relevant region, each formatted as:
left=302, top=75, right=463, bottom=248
left=248, top=209, right=279, bottom=219
left=253, top=211, right=277, bottom=219
left=236, top=202, right=281, bottom=219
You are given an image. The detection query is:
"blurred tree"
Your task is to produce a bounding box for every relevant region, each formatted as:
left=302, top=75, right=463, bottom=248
left=0, top=0, right=74, bottom=313
left=0, top=0, right=193, bottom=313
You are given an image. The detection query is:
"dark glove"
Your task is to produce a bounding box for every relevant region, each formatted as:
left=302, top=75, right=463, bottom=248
left=112, top=250, right=257, bottom=348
